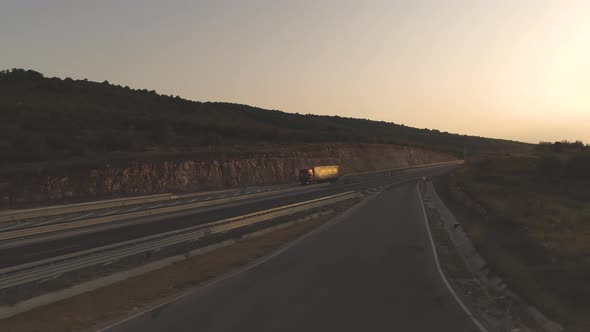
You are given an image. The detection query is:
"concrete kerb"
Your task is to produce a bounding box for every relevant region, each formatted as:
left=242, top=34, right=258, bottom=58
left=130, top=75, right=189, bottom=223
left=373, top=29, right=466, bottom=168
left=422, top=181, right=564, bottom=332
left=416, top=182, right=489, bottom=332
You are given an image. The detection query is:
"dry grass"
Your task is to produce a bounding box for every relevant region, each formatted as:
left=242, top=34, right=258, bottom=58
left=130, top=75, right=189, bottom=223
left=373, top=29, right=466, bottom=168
left=436, top=156, right=590, bottom=331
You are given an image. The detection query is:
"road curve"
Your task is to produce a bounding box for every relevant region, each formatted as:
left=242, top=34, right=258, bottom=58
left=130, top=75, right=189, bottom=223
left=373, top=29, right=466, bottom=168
left=0, top=165, right=454, bottom=269
left=103, top=182, right=480, bottom=332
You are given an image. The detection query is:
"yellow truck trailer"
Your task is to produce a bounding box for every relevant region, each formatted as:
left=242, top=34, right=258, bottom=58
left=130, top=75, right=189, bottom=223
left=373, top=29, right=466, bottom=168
left=298, top=166, right=340, bottom=185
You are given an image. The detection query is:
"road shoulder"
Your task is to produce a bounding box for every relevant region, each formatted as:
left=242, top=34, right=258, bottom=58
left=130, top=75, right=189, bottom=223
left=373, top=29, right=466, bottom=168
left=419, top=180, right=561, bottom=332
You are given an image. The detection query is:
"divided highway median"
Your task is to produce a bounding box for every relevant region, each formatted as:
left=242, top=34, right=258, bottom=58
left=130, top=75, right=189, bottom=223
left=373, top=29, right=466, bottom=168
left=0, top=160, right=462, bottom=227
left=0, top=183, right=332, bottom=247
left=0, top=191, right=360, bottom=318
left=0, top=160, right=463, bottom=322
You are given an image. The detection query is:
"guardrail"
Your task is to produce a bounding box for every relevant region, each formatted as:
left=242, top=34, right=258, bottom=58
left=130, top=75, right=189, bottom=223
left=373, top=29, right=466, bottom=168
left=0, top=160, right=463, bottom=225
left=0, top=184, right=328, bottom=225
left=0, top=183, right=332, bottom=244
left=0, top=193, right=173, bottom=223
left=339, top=160, right=463, bottom=184
left=344, top=160, right=463, bottom=177
left=0, top=186, right=303, bottom=224
left=0, top=191, right=359, bottom=292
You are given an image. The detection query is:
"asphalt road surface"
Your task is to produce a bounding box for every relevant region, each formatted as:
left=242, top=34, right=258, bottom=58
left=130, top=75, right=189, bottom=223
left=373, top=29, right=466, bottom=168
left=105, top=182, right=480, bottom=332
left=0, top=165, right=454, bottom=268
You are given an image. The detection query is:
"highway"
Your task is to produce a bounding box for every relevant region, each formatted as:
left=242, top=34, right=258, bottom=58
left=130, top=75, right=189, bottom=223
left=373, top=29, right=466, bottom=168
left=0, top=162, right=483, bottom=331
left=0, top=183, right=297, bottom=231
left=103, top=181, right=481, bottom=332
left=0, top=164, right=456, bottom=269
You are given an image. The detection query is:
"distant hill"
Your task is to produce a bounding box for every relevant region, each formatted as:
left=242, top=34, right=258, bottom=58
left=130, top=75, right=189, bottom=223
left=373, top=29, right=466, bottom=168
left=0, top=69, right=530, bottom=164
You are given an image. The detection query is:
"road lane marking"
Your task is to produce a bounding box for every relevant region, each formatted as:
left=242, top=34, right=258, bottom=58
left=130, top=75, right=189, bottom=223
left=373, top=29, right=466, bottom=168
left=0, top=194, right=175, bottom=223
left=0, top=222, right=34, bottom=231
left=40, top=212, right=96, bottom=225
left=32, top=214, right=73, bottom=225
left=96, top=191, right=364, bottom=332
left=68, top=212, right=97, bottom=220
left=416, top=183, right=488, bottom=332
left=45, top=216, right=70, bottom=222
left=0, top=183, right=337, bottom=244
left=95, top=210, right=120, bottom=217
left=22, top=244, right=80, bottom=259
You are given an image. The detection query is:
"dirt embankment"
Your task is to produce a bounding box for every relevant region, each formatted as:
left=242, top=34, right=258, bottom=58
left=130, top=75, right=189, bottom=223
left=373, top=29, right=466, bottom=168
left=0, top=143, right=452, bottom=209
left=435, top=155, right=590, bottom=331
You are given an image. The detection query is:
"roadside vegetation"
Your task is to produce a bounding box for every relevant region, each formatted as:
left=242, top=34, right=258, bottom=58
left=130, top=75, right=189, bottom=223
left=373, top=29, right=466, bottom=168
left=435, top=141, right=590, bottom=331
left=0, top=69, right=529, bottom=165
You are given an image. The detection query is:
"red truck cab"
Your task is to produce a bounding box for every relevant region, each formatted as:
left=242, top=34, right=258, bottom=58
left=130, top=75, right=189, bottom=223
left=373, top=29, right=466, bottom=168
left=298, top=168, right=314, bottom=185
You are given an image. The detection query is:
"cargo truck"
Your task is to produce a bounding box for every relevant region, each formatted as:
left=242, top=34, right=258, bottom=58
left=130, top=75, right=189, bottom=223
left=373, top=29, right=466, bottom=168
left=298, top=166, right=340, bottom=185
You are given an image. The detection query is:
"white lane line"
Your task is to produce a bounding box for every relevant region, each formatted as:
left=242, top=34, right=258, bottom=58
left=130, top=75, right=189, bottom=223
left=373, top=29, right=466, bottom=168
left=71, top=212, right=97, bottom=220
left=219, top=195, right=226, bottom=198
left=416, top=183, right=488, bottom=332
left=124, top=206, right=143, bottom=213
left=203, top=196, right=212, bottom=201
left=22, top=244, right=80, bottom=258
left=44, top=212, right=96, bottom=224
left=96, top=192, right=365, bottom=332
left=0, top=213, right=74, bottom=230
left=150, top=204, right=163, bottom=209
left=34, top=215, right=71, bottom=225
left=0, top=222, right=34, bottom=231
left=95, top=210, right=119, bottom=217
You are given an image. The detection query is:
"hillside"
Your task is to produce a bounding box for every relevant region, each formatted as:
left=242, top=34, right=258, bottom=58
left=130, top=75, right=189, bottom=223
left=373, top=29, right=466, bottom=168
left=0, top=69, right=530, bottom=165
left=435, top=142, right=590, bottom=330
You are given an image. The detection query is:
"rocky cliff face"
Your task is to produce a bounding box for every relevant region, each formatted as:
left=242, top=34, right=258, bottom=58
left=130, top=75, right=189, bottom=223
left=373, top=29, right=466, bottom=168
left=0, top=144, right=453, bottom=209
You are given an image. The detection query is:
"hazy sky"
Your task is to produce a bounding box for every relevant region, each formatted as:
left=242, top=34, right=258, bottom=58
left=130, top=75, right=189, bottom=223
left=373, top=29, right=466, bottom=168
left=2, top=0, right=589, bottom=143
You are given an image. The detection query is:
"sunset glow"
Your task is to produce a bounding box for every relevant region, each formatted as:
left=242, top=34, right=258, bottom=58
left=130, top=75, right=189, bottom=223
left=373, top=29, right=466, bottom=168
left=2, top=0, right=589, bottom=143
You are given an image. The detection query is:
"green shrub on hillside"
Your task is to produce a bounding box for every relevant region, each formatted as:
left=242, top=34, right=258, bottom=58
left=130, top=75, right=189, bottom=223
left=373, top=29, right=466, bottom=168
left=566, top=153, right=590, bottom=180
left=536, top=154, right=563, bottom=178
left=535, top=140, right=589, bottom=153
left=0, top=68, right=531, bottom=164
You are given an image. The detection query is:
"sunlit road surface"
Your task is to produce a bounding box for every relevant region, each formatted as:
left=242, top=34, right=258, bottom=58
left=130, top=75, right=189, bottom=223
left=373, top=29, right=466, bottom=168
left=104, top=182, right=480, bottom=332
